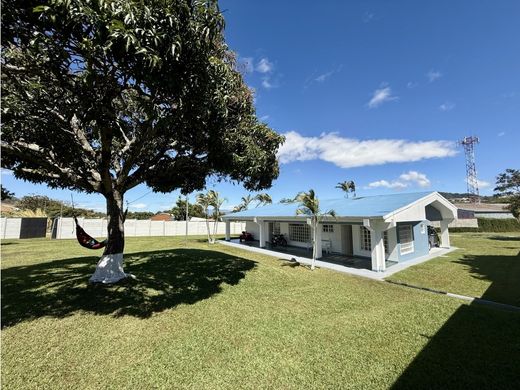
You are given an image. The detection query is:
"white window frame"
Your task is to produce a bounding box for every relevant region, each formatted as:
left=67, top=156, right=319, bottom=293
left=289, top=223, right=311, bottom=243
left=322, top=224, right=334, bottom=233
left=399, top=225, right=414, bottom=255
left=360, top=226, right=371, bottom=252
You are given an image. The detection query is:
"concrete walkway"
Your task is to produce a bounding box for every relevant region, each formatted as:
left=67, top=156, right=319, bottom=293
left=218, top=240, right=457, bottom=281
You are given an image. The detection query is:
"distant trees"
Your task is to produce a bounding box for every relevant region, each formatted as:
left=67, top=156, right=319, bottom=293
left=1, top=186, right=15, bottom=201
left=196, top=190, right=226, bottom=243
left=295, top=189, right=336, bottom=270
left=336, top=180, right=356, bottom=198
left=169, top=196, right=205, bottom=221
left=14, top=195, right=104, bottom=218
left=233, top=193, right=272, bottom=211
left=494, top=169, right=520, bottom=220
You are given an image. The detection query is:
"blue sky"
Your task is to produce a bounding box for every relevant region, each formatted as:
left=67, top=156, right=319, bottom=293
left=2, top=0, right=519, bottom=212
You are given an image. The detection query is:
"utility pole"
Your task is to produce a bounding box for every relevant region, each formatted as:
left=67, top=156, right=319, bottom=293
left=458, top=136, right=480, bottom=203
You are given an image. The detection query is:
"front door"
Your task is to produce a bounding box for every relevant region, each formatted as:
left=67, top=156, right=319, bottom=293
left=341, top=225, right=353, bottom=256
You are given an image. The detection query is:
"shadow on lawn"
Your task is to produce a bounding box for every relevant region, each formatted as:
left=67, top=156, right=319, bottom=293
left=488, top=235, right=520, bottom=241
left=392, top=250, right=520, bottom=388
left=1, top=248, right=256, bottom=328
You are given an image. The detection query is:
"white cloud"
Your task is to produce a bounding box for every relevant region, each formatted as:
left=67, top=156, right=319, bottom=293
left=407, top=81, right=418, bottom=89
left=498, top=131, right=506, bottom=137
left=367, top=86, right=398, bottom=108
left=363, top=11, right=375, bottom=23
left=427, top=70, right=442, bottom=83
left=130, top=203, right=147, bottom=209
left=261, top=77, right=275, bottom=89
left=256, top=58, right=273, bottom=73
left=366, top=171, right=431, bottom=191
left=277, top=131, right=458, bottom=168
left=240, top=56, right=254, bottom=73
left=464, top=178, right=491, bottom=189
left=399, top=171, right=431, bottom=187
left=477, top=179, right=491, bottom=188
left=315, top=71, right=334, bottom=83
left=439, top=102, right=455, bottom=111
left=367, top=180, right=408, bottom=190
left=260, top=115, right=270, bottom=121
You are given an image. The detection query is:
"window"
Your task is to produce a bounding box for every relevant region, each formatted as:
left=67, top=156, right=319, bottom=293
left=360, top=226, right=371, bottom=251
left=383, top=231, right=389, bottom=253
left=289, top=223, right=311, bottom=243
left=272, top=222, right=280, bottom=235
left=322, top=224, right=334, bottom=233
left=399, top=225, right=414, bottom=255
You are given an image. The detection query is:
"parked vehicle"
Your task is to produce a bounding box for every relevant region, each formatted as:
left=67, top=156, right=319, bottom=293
left=427, top=225, right=440, bottom=249
left=271, top=233, right=287, bottom=247
left=239, top=231, right=254, bottom=242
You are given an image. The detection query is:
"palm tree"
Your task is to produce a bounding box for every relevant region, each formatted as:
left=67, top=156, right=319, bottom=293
left=295, top=189, right=336, bottom=270
left=336, top=180, right=356, bottom=198
left=209, top=191, right=226, bottom=242
left=196, top=192, right=213, bottom=244
left=233, top=194, right=254, bottom=212
left=254, top=193, right=272, bottom=207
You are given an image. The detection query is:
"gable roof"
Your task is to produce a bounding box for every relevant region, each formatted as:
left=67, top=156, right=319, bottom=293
left=223, top=191, right=437, bottom=220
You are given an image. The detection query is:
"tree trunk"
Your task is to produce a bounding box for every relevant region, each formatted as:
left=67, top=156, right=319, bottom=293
left=89, top=190, right=129, bottom=283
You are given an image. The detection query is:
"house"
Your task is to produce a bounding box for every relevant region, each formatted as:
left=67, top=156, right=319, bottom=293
left=453, top=202, right=513, bottom=219
left=150, top=213, right=173, bottom=221
left=222, top=191, right=457, bottom=272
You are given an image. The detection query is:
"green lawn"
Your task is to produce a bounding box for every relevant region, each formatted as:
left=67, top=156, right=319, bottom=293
left=387, top=232, right=520, bottom=307
left=2, top=235, right=520, bottom=389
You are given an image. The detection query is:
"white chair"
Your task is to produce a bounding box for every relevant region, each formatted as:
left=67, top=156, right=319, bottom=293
left=321, top=239, right=332, bottom=254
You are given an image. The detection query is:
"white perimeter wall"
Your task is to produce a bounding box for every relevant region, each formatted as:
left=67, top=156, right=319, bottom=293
left=54, top=218, right=245, bottom=239
left=0, top=218, right=22, bottom=239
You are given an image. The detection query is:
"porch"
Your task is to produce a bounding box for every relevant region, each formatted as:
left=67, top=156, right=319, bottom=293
left=227, top=239, right=398, bottom=271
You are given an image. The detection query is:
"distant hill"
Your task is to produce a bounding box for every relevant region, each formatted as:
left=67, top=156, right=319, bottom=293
left=439, top=192, right=510, bottom=204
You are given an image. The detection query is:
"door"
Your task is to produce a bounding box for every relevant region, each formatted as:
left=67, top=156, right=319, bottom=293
left=341, top=225, right=353, bottom=256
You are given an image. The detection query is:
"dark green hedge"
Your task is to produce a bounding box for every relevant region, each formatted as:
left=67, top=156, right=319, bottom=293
left=449, top=218, right=520, bottom=233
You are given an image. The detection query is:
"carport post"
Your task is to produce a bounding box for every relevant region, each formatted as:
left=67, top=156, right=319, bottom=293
left=257, top=219, right=266, bottom=248
left=364, top=219, right=386, bottom=272
left=225, top=220, right=231, bottom=241
left=439, top=219, right=452, bottom=248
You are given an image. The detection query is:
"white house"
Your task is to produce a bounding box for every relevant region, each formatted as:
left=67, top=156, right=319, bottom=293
left=222, top=191, right=457, bottom=272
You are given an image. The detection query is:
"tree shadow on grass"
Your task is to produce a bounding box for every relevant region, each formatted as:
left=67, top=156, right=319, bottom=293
left=1, top=248, right=256, bottom=328
left=488, top=235, right=520, bottom=241
left=392, top=250, right=520, bottom=388
left=391, top=304, right=520, bottom=389
left=454, top=251, right=520, bottom=307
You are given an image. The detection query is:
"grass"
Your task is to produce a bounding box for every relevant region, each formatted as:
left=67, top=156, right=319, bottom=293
left=2, top=234, right=520, bottom=389
left=387, top=232, right=520, bottom=306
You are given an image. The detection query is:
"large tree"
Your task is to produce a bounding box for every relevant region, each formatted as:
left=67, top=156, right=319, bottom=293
left=494, top=168, right=520, bottom=220
left=1, top=0, right=284, bottom=283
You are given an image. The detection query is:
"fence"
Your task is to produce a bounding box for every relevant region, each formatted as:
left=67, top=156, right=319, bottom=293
left=1, top=217, right=48, bottom=239
left=51, top=218, right=246, bottom=239
left=432, top=218, right=479, bottom=228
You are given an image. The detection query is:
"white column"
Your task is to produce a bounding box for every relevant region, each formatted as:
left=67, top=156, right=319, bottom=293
left=440, top=219, right=451, bottom=248
left=370, top=228, right=386, bottom=272
left=225, top=220, right=231, bottom=241
left=315, top=222, right=323, bottom=259
left=258, top=219, right=266, bottom=248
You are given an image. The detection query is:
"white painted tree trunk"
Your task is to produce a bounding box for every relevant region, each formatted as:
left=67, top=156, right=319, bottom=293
left=89, top=253, right=130, bottom=284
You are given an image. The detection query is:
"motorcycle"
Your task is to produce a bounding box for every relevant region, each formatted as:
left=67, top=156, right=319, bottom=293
left=271, top=233, right=287, bottom=247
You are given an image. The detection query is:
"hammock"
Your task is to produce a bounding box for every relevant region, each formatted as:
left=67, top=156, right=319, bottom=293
left=74, top=216, right=107, bottom=250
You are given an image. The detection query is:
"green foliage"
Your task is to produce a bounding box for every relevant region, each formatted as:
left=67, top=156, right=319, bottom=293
left=15, top=194, right=104, bottom=218
left=170, top=196, right=205, bottom=221
left=448, top=218, right=520, bottom=233
left=494, top=169, right=520, bottom=219
left=1, top=0, right=283, bottom=240
left=126, top=211, right=155, bottom=220
left=335, top=180, right=356, bottom=198
left=233, top=192, right=272, bottom=211
left=1, top=185, right=15, bottom=200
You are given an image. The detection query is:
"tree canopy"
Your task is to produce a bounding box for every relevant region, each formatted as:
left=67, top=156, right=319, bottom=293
left=494, top=168, right=520, bottom=220
left=1, top=0, right=284, bottom=262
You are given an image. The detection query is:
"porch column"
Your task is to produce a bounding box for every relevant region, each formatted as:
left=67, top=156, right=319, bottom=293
left=315, top=221, right=323, bottom=259
left=365, top=219, right=386, bottom=272
left=225, top=220, right=231, bottom=241
left=440, top=219, right=452, bottom=248
left=258, top=219, right=266, bottom=248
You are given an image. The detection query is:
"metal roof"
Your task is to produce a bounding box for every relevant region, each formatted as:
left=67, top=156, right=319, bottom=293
left=223, top=191, right=434, bottom=220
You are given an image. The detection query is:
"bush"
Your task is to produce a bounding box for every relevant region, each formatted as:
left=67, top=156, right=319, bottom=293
left=477, top=218, right=520, bottom=232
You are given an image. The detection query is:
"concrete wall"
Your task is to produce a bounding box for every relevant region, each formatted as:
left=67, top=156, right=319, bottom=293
left=432, top=219, right=478, bottom=228
left=1, top=217, right=47, bottom=239
left=53, top=218, right=245, bottom=239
